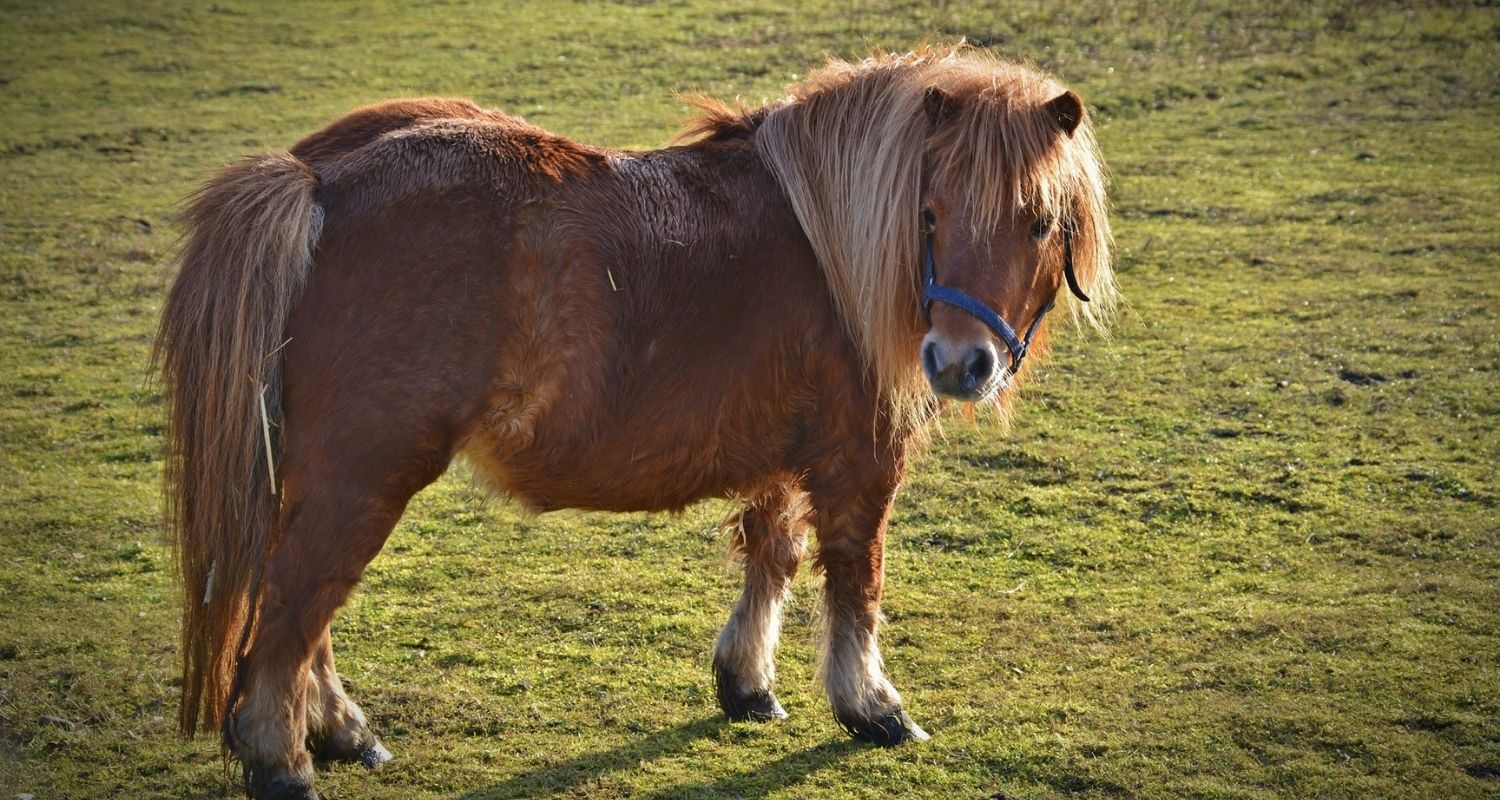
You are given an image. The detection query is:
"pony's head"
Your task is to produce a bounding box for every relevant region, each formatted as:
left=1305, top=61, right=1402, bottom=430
left=916, top=62, right=1112, bottom=403
left=751, top=46, right=1116, bottom=428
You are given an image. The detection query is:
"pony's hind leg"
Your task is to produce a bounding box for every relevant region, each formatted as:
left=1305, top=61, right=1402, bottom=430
left=808, top=453, right=930, bottom=747
left=231, top=493, right=402, bottom=799
left=304, top=630, right=390, bottom=768
left=713, top=484, right=809, bottom=721
left=231, top=442, right=447, bottom=799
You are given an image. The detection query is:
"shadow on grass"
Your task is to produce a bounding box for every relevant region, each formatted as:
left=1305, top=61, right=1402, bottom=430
left=458, top=716, right=862, bottom=800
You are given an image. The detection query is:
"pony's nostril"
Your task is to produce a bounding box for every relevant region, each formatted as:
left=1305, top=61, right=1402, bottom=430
left=963, top=347, right=994, bottom=391
left=922, top=341, right=941, bottom=378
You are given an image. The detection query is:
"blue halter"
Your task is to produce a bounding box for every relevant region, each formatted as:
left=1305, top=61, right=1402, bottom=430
left=919, top=206, right=1089, bottom=374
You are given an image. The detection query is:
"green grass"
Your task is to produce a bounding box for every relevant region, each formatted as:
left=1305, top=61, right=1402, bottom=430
left=2, top=1, right=1497, bottom=797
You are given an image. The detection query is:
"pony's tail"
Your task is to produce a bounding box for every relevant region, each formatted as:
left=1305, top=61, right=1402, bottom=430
left=152, top=152, right=321, bottom=739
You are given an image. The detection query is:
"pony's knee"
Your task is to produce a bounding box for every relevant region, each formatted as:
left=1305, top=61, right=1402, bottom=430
left=761, top=528, right=807, bottom=578
left=733, top=488, right=810, bottom=577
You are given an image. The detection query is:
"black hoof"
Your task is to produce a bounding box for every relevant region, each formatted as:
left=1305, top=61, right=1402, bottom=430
left=246, top=771, right=318, bottom=800
left=835, top=707, right=930, bottom=747
left=314, top=735, right=392, bottom=769
left=356, top=739, right=393, bottom=769
left=713, top=658, right=788, bottom=722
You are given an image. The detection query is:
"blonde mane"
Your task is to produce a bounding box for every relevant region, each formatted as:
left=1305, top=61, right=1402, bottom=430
left=696, top=45, right=1116, bottom=431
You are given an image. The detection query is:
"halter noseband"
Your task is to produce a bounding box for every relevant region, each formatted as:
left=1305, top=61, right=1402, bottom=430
left=919, top=206, right=1089, bottom=375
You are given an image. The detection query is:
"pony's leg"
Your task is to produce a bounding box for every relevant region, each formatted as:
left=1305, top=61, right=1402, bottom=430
left=809, top=461, right=930, bottom=746
left=304, top=630, right=390, bottom=768
left=231, top=461, right=437, bottom=800
left=713, top=485, right=808, bottom=721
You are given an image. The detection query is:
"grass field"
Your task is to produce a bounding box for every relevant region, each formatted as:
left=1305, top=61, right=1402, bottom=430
left=2, top=1, right=1497, bottom=798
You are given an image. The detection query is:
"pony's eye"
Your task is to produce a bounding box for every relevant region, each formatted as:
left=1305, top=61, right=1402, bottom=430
left=1029, top=216, right=1054, bottom=240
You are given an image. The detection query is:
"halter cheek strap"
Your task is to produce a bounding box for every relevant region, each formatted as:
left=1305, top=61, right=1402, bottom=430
left=919, top=206, right=1087, bottom=375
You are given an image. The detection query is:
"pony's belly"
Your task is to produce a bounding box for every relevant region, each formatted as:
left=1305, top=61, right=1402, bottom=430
left=462, top=313, right=810, bottom=513
left=463, top=395, right=794, bottom=514
left=466, top=438, right=735, bottom=513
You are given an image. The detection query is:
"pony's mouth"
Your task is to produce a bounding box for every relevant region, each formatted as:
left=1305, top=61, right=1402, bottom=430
left=926, top=372, right=1005, bottom=403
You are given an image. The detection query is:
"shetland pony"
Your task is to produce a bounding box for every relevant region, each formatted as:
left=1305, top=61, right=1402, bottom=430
left=155, top=46, right=1114, bottom=799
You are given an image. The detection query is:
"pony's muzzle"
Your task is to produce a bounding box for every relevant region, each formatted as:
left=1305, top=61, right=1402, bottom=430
left=921, top=335, right=1000, bottom=401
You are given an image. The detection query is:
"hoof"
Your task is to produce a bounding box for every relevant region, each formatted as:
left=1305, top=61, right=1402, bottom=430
left=356, top=739, right=393, bottom=769
left=315, top=735, right=393, bottom=769
left=246, top=772, right=318, bottom=800
left=714, top=659, right=788, bottom=722
left=835, top=707, right=930, bottom=747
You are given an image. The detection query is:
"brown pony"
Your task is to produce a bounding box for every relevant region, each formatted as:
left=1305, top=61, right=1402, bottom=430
left=155, top=45, right=1114, bottom=799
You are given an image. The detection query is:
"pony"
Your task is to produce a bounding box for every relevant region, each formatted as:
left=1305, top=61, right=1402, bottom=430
left=154, top=45, right=1114, bottom=799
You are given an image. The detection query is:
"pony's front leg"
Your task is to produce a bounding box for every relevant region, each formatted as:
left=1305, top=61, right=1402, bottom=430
left=713, top=484, right=809, bottom=721
left=809, top=463, right=930, bottom=746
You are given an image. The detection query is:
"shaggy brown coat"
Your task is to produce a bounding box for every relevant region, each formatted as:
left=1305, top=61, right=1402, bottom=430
left=155, top=46, right=1113, bottom=797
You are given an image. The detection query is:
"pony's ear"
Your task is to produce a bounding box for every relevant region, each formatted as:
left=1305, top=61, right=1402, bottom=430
left=1044, top=90, right=1085, bottom=137
left=923, top=86, right=959, bottom=127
